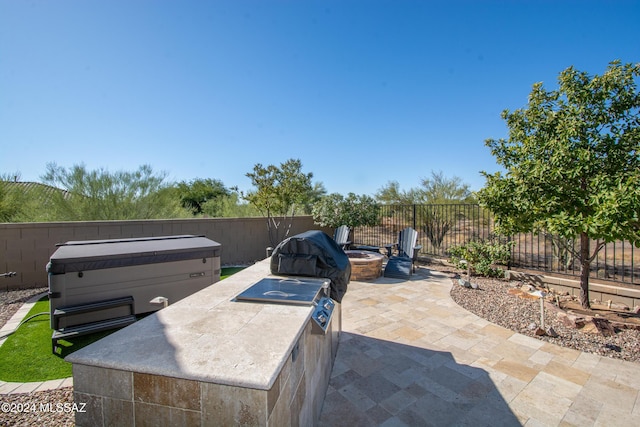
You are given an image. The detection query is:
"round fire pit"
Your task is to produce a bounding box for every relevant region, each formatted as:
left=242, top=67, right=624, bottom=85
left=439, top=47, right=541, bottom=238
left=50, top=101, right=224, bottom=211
left=345, top=250, right=384, bottom=281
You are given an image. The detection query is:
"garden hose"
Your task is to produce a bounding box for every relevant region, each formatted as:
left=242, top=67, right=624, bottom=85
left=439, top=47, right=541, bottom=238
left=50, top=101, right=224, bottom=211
left=0, top=312, right=50, bottom=340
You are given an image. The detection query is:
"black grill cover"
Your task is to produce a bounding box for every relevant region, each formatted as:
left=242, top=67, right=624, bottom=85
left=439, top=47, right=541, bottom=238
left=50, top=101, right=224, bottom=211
left=270, top=230, right=351, bottom=303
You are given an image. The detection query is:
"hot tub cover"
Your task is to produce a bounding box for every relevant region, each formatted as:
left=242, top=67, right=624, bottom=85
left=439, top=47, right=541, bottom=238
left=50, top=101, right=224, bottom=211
left=47, top=235, right=221, bottom=275
left=270, top=230, right=350, bottom=302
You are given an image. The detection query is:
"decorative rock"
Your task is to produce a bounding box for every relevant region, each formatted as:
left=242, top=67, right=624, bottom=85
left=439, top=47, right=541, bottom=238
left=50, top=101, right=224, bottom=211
left=546, top=327, right=559, bottom=338
left=458, top=278, right=471, bottom=288
left=527, top=322, right=538, bottom=331
left=557, top=312, right=586, bottom=329
left=534, top=327, right=546, bottom=336
left=470, top=282, right=479, bottom=290
left=581, top=323, right=599, bottom=334
left=605, top=343, right=622, bottom=352
left=592, top=318, right=616, bottom=337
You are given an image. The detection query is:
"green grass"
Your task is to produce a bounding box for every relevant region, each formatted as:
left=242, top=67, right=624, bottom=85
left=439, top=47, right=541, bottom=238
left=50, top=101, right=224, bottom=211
left=0, top=267, right=246, bottom=382
left=221, top=266, right=245, bottom=280
left=0, top=297, right=70, bottom=381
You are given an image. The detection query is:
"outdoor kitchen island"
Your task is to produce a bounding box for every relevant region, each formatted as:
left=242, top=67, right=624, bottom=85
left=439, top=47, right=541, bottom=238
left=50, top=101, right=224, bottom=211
left=66, top=258, right=341, bottom=427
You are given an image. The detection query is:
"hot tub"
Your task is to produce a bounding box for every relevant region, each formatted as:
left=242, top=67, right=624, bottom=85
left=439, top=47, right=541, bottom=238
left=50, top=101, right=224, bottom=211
left=47, top=235, right=221, bottom=329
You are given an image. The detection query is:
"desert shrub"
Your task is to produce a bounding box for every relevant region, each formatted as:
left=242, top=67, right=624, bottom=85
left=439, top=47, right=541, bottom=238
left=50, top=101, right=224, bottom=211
left=449, top=239, right=513, bottom=277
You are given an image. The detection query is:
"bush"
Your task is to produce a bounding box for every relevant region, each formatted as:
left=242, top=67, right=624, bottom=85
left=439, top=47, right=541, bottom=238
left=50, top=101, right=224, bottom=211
left=449, top=239, right=513, bottom=278
left=312, top=193, right=380, bottom=229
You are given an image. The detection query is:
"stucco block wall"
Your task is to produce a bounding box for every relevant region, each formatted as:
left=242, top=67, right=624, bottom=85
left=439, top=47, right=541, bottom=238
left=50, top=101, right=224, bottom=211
left=0, top=216, right=330, bottom=290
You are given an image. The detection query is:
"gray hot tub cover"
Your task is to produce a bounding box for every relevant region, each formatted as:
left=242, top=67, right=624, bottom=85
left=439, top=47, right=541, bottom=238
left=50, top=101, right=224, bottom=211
left=47, top=235, right=221, bottom=275
left=270, top=230, right=351, bottom=303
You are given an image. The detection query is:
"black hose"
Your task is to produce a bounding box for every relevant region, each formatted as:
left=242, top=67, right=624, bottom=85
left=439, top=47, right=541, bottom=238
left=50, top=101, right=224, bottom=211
left=0, top=312, right=50, bottom=340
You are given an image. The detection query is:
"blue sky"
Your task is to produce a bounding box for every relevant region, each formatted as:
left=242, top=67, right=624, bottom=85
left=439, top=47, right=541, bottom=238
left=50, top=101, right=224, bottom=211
left=1, top=0, right=638, bottom=196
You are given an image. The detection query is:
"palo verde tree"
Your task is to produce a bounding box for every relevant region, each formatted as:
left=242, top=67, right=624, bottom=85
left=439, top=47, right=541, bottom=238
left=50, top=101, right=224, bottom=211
left=244, top=159, right=314, bottom=247
left=41, top=163, right=189, bottom=220
left=478, top=61, right=640, bottom=309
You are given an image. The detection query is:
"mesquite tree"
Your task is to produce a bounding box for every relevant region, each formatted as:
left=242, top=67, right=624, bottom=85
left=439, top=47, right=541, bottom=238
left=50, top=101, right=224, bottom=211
left=245, top=159, right=314, bottom=248
left=478, top=61, right=640, bottom=309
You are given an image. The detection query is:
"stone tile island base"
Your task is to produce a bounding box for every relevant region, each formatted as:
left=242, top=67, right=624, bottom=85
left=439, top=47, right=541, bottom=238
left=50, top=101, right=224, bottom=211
left=67, top=260, right=342, bottom=427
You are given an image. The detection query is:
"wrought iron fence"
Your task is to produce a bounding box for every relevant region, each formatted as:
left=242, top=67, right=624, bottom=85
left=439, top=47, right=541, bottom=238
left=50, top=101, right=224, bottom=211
left=352, top=204, right=640, bottom=286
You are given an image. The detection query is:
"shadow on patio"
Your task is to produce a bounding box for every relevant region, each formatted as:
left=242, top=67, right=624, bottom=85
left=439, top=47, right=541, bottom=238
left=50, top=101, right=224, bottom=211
left=319, top=332, right=520, bottom=426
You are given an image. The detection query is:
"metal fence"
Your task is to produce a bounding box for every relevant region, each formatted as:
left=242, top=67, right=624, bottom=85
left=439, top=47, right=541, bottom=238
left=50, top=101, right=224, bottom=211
left=352, top=204, right=640, bottom=286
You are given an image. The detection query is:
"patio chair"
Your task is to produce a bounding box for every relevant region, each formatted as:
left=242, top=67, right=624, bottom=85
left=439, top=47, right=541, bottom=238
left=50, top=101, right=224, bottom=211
left=332, top=225, right=352, bottom=250
left=383, top=227, right=422, bottom=279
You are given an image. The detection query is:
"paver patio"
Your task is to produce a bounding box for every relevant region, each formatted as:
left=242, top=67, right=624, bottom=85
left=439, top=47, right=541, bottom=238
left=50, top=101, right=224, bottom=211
left=318, top=267, right=640, bottom=426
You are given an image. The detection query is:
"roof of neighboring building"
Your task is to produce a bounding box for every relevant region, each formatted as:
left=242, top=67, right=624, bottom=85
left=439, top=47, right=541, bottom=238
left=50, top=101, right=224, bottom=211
left=1, top=181, right=71, bottom=199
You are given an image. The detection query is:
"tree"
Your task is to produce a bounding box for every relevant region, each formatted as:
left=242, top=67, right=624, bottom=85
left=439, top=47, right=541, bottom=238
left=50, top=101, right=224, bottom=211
left=478, top=61, right=640, bottom=308
left=419, top=171, right=475, bottom=204
left=418, top=171, right=477, bottom=250
left=375, top=173, right=475, bottom=250
left=244, top=159, right=314, bottom=247
left=312, top=193, right=380, bottom=229
left=0, top=173, right=26, bottom=222
left=175, top=178, right=230, bottom=216
left=41, top=163, right=189, bottom=220
left=375, top=181, right=420, bottom=205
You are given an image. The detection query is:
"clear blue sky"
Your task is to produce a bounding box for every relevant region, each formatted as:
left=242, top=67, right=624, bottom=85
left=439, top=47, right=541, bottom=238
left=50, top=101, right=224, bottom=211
left=1, top=0, right=638, bottom=196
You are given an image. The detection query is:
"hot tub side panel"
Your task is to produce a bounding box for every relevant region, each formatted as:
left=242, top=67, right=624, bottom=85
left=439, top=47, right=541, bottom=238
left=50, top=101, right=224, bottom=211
left=49, top=257, right=220, bottom=329
left=48, top=236, right=221, bottom=330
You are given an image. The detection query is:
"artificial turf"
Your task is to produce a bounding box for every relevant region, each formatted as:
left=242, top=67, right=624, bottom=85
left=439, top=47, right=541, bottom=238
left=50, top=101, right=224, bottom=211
left=0, top=267, right=246, bottom=382
left=0, top=297, right=73, bottom=382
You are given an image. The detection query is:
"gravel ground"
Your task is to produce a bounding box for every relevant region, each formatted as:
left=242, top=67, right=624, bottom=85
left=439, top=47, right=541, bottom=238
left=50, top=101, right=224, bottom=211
left=445, top=268, right=640, bottom=364
left=0, top=388, right=75, bottom=427
left=1, top=288, right=74, bottom=427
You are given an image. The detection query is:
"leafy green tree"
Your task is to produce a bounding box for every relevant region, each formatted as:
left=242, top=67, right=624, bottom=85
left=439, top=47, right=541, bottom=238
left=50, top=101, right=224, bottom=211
left=244, top=159, right=314, bottom=247
left=478, top=61, right=640, bottom=308
left=175, top=178, right=230, bottom=216
left=41, top=163, right=190, bottom=220
left=312, top=193, right=380, bottom=229
left=301, top=182, right=327, bottom=215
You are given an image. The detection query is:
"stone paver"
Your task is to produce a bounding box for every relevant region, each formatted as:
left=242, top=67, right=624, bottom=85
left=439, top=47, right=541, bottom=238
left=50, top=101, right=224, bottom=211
left=319, top=268, right=640, bottom=426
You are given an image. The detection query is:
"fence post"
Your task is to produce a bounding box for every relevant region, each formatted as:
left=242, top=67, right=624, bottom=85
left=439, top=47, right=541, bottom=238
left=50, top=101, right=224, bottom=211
left=413, top=204, right=417, bottom=230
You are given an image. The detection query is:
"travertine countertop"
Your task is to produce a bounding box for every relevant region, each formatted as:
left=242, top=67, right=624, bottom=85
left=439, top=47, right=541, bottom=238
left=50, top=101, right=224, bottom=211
left=66, top=259, right=314, bottom=390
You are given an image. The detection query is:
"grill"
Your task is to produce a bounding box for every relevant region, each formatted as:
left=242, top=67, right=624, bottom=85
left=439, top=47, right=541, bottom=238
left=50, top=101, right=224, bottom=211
left=235, top=230, right=348, bottom=334
left=270, top=230, right=350, bottom=303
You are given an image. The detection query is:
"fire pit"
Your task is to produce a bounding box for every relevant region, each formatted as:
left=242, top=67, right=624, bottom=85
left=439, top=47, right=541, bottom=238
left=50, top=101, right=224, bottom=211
left=345, top=250, right=384, bottom=281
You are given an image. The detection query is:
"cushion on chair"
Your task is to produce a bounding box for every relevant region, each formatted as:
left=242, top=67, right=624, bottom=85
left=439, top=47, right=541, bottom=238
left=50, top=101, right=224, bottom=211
left=383, top=257, right=413, bottom=280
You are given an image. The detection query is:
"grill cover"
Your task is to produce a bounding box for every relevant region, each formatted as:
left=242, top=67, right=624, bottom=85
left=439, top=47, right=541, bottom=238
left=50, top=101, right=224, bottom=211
left=270, top=230, right=350, bottom=303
